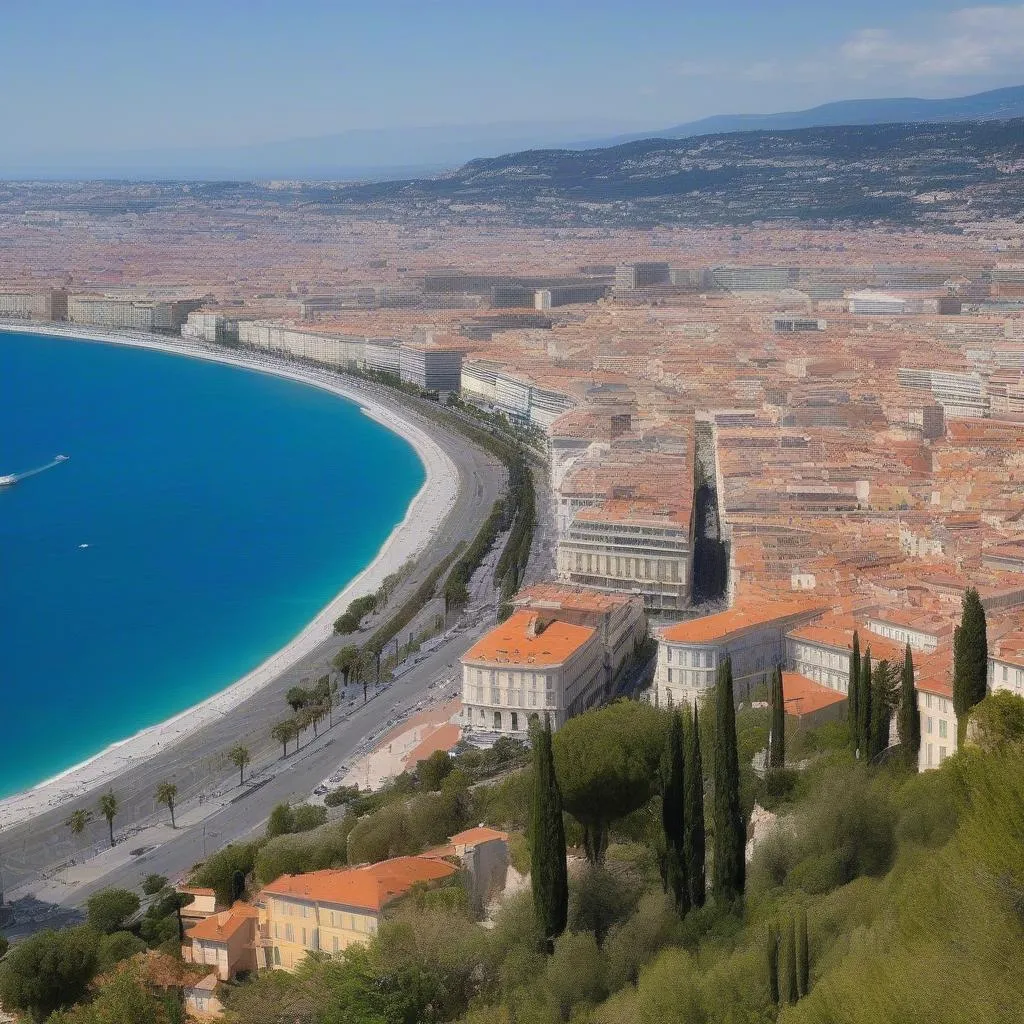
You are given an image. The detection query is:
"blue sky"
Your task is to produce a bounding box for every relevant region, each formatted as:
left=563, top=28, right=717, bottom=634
left=2, top=0, right=1023, bottom=152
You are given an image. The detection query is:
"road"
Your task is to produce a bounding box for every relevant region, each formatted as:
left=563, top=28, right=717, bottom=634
left=0, top=361, right=507, bottom=909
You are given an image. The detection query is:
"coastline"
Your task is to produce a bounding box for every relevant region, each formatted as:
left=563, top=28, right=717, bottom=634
left=0, top=323, right=461, bottom=829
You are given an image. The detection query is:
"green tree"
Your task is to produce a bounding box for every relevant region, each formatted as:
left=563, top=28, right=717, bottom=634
left=796, top=906, right=810, bottom=998
left=683, top=702, right=706, bottom=909
left=98, top=791, right=119, bottom=848
left=769, top=665, right=786, bottom=770
left=953, top=587, right=988, bottom=747
left=417, top=749, right=454, bottom=791
left=141, top=874, right=167, bottom=897
left=0, top=927, right=99, bottom=1022
left=766, top=924, right=780, bottom=1007
left=64, top=808, right=93, bottom=843
left=712, top=657, right=745, bottom=907
left=285, top=686, right=310, bottom=713
left=857, top=646, right=873, bottom=759
left=967, top=689, right=1024, bottom=751
left=897, top=642, right=921, bottom=768
left=333, top=644, right=361, bottom=687
left=229, top=744, right=251, bottom=786
left=85, top=888, right=140, bottom=934
left=660, top=711, right=689, bottom=915
left=531, top=716, right=567, bottom=952
left=869, top=660, right=899, bottom=762
left=782, top=914, right=798, bottom=1004
left=154, top=781, right=178, bottom=828
left=552, top=700, right=667, bottom=864
left=267, top=802, right=295, bottom=838
left=848, top=629, right=861, bottom=755
left=271, top=719, right=297, bottom=758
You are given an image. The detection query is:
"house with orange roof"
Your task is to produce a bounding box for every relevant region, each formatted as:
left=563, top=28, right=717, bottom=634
left=257, top=856, right=457, bottom=971
left=176, top=885, right=218, bottom=926
left=184, top=902, right=259, bottom=982
left=654, top=599, right=826, bottom=706
left=917, top=672, right=957, bottom=771
left=460, top=609, right=604, bottom=734
left=781, top=671, right=847, bottom=725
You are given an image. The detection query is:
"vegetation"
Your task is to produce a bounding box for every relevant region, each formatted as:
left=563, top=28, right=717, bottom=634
left=154, top=781, right=178, bottom=828
left=712, top=657, right=745, bottom=907
left=683, top=701, right=706, bottom=909
left=768, top=665, right=785, bottom=770
left=98, top=791, right=119, bottom=848
left=953, top=587, right=988, bottom=746
left=897, top=643, right=920, bottom=768
left=229, top=744, right=251, bottom=786
left=660, top=711, right=688, bottom=914
left=85, top=889, right=140, bottom=935
left=65, top=808, right=93, bottom=844
left=531, top=716, right=568, bottom=952
left=847, top=631, right=860, bottom=757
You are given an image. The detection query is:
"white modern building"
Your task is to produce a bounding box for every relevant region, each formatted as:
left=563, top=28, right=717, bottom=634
left=848, top=291, right=907, bottom=315
left=0, top=288, right=67, bottom=321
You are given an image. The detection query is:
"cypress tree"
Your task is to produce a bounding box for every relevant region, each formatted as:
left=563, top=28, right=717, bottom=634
left=712, top=657, right=745, bottom=907
left=660, top=711, right=689, bottom=915
left=857, top=646, right=872, bottom=759
left=683, top=702, right=706, bottom=909
left=796, top=907, right=810, bottom=998
left=765, top=925, right=780, bottom=1007
left=769, top=666, right=785, bottom=770
left=530, top=715, right=567, bottom=952
left=848, top=630, right=861, bottom=754
left=953, top=587, right=988, bottom=748
left=782, top=915, right=798, bottom=1005
left=897, top=642, right=920, bottom=768
left=869, top=660, right=896, bottom=762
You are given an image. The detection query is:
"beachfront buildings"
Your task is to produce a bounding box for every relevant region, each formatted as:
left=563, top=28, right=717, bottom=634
left=654, top=599, right=826, bottom=707
left=68, top=295, right=203, bottom=333
left=459, top=609, right=605, bottom=734
left=399, top=341, right=467, bottom=393
left=0, top=288, right=67, bottom=321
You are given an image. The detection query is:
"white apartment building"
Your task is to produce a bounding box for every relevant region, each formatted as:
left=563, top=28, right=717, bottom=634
left=460, top=360, right=575, bottom=429
left=918, top=682, right=957, bottom=770
left=556, top=499, right=691, bottom=613
left=655, top=599, right=826, bottom=707
left=0, top=288, right=66, bottom=321
left=364, top=338, right=402, bottom=375
left=785, top=620, right=904, bottom=694
left=897, top=367, right=989, bottom=419
left=460, top=610, right=604, bottom=735
left=68, top=295, right=201, bottom=332
left=989, top=630, right=1024, bottom=698
left=865, top=611, right=946, bottom=654
left=238, top=321, right=367, bottom=368
left=848, top=291, right=907, bottom=315
left=399, top=344, right=466, bottom=393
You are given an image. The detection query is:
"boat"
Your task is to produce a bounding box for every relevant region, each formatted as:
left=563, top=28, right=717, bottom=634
left=0, top=475, right=15, bottom=487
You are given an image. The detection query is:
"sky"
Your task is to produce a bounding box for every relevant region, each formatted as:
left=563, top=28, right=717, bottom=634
left=1, top=0, right=1023, bottom=154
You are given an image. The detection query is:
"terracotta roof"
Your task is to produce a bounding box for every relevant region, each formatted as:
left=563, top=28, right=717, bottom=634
left=782, top=672, right=847, bottom=716
left=513, top=582, right=641, bottom=614
left=660, top=599, right=826, bottom=644
left=261, top=856, right=457, bottom=913
left=186, top=902, right=258, bottom=944
left=448, top=826, right=509, bottom=847
left=462, top=610, right=596, bottom=667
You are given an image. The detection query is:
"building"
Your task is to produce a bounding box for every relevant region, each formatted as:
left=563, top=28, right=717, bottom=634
left=615, top=262, right=671, bottom=293
left=68, top=295, right=203, bottom=332
left=708, top=266, right=800, bottom=293
left=177, top=886, right=219, bottom=928
left=237, top=321, right=366, bottom=368
left=0, top=288, right=67, bottom=321
left=399, top=342, right=466, bottom=393
left=989, top=628, right=1024, bottom=698
left=655, top=599, right=826, bottom=706
left=556, top=499, right=691, bottom=613
left=363, top=337, right=402, bottom=375
left=257, top=856, right=457, bottom=971
left=781, top=671, right=847, bottom=727
left=786, top=618, right=905, bottom=695
left=848, top=291, right=907, bottom=315
left=184, top=902, right=260, bottom=982
left=460, top=360, right=575, bottom=429
left=512, top=582, right=647, bottom=689
left=917, top=675, right=957, bottom=770
left=771, top=315, right=825, bottom=333
left=897, top=367, right=988, bottom=419
left=460, top=610, right=604, bottom=734
left=421, top=826, right=510, bottom=912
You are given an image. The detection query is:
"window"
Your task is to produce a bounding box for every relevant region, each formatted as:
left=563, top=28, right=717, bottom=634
left=301, top=928, right=307, bottom=947
left=938, top=720, right=947, bottom=739
left=274, top=947, right=282, bottom=966
left=926, top=716, right=933, bottom=734
left=333, top=936, right=339, bottom=953
left=511, top=712, right=519, bottom=731
left=493, top=710, right=502, bottom=729
left=939, top=746, right=947, bottom=763
left=925, top=692, right=932, bottom=708
left=927, top=743, right=934, bottom=766
left=285, top=924, right=294, bottom=942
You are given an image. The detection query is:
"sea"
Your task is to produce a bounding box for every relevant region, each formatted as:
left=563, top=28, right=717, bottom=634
left=0, top=330, right=425, bottom=799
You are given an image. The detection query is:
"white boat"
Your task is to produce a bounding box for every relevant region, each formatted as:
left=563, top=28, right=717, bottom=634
left=0, top=475, right=15, bottom=487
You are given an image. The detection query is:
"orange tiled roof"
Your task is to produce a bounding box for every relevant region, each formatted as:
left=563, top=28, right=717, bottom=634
left=782, top=672, right=847, bottom=716
left=514, top=581, right=641, bottom=613
left=462, top=610, right=596, bottom=667
left=449, top=826, right=509, bottom=847
left=261, top=856, right=456, bottom=912
left=660, top=599, right=826, bottom=645
left=186, top=902, right=258, bottom=944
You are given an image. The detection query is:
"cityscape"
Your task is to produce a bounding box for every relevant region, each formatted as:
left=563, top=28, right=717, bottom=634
left=1, top=3, right=1023, bottom=1023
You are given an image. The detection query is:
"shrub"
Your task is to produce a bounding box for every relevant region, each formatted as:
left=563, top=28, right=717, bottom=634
left=254, top=819, right=354, bottom=884
left=85, top=889, right=140, bottom=934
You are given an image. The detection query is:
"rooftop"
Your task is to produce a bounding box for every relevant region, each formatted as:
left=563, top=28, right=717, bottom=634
left=462, top=610, right=596, bottom=667
left=782, top=671, right=847, bottom=716
left=185, top=902, right=258, bottom=944
left=660, top=599, right=826, bottom=645
left=513, top=581, right=642, bottom=614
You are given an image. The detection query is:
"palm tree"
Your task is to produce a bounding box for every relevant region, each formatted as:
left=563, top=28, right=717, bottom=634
left=271, top=720, right=296, bottom=758
left=65, top=808, right=93, bottom=842
left=228, top=744, right=251, bottom=786
left=98, top=791, right=119, bottom=848
left=155, top=781, right=178, bottom=828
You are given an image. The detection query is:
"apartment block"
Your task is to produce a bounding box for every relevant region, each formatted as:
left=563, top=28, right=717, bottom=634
left=0, top=288, right=67, bottom=321
left=989, top=628, right=1024, bottom=698
left=68, top=295, right=202, bottom=332
left=399, top=342, right=466, bottom=393
left=655, top=599, right=826, bottom=706
left=460, top=609, right=604, bottom=734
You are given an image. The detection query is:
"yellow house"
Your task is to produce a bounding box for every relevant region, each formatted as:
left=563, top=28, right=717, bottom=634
left=184, top=902, right=260, bottom=981
left=257, top=856, right=457, bottom=970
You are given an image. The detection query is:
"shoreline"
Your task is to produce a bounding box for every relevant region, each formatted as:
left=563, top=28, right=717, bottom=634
left=0, top=323, right=461, bottom=829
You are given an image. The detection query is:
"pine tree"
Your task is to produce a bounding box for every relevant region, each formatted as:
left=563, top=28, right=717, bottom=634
left=683, top=702, right=706, bottom=909
left=766, top=925, right=780, bottom=1007
left=782, top=915, right=799, bottom=1005
left=712, top=657, right=745, bottom=907
left=660, top=711, right=689, bottom=915
left=769, top=666, right=786, bottom=770
left=897, top=642, right=920, bottom=768
left=953, top=587, right=988, bottom=748
left=857, top=646, right=872, bottom=759
left=530, top=715, right=567, bottom=951
left=848, top=630, right=861, bottom=754
left=796, top=907, right=810, bottom=998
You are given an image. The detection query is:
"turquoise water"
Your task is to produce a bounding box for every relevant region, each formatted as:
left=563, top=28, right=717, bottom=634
left=0, top=331, right=424, bottom=798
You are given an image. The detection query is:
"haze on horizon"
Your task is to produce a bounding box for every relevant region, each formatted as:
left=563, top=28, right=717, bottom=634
left=3, top=0, right=1024, bottom=176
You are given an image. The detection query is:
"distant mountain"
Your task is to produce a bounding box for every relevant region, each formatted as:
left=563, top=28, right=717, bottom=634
left=325, top=119, right=1024, bottom=228
left=566, top=84, right=1024, bottom=150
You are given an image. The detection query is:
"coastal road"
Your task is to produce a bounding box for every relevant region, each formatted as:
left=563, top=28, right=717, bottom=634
left=0, top=362, right=506, bottom=900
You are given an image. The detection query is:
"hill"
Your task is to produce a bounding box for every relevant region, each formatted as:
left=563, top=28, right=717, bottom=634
left=327, top=119, right=1024, bottom=227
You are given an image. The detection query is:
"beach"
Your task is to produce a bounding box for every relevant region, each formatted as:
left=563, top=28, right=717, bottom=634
left=0, top=323, right=461, bottom=830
